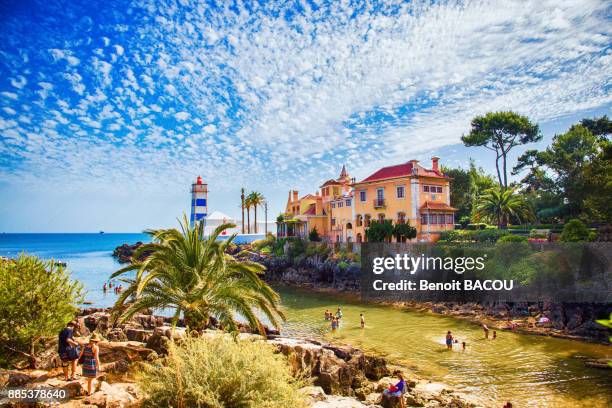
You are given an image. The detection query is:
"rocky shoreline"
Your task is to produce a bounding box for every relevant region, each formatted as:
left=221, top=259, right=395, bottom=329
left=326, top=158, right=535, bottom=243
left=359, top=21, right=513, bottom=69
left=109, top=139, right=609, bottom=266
left=1, top=308, right=482, bottom=408
left=254, top=253, right=612, bottom=345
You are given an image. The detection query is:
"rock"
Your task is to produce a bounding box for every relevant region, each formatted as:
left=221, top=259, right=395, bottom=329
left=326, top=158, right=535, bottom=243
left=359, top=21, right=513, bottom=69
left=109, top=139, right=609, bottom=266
left=85, top=381, right=141, bottom=407
left=301, top=386, right=327, bottom=404
left=364, top=355, right=390, bottom=380
left=107, top=328, right=128, bottom=342
left=125, top=328, right=153, bottom=343
left=584, top=358, right=611, bottom=369
left=98, top=341, right=156, bottom=365
left=380, top=392, right=402, bottom=408
left=311, top=395, right=368, bottom=408
left=364, top=392, right=382, bottom=405
left=112, top=242, right=150, bottom=264
left=84, top=312, right=112, bottom=334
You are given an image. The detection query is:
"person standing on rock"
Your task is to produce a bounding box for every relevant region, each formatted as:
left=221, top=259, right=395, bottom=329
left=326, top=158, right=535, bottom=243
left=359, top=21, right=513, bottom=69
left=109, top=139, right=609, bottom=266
left=58, top=321, right=79, bottom=381
left=79, top=333, right=102, bottom=395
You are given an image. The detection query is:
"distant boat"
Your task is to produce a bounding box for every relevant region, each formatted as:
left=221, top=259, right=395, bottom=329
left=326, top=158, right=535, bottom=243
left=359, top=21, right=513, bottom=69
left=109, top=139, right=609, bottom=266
left=54, top=261, right=67, bottom=267
left=99, top=231, right=105, bottom=234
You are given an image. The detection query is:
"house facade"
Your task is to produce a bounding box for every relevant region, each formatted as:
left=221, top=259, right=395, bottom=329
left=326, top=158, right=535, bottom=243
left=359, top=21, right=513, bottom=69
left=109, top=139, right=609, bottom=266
left=277, top=157, right=456, bottom=242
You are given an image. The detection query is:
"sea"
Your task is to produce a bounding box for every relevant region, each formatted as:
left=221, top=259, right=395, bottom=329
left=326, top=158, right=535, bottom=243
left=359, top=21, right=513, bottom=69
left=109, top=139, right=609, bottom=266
left=0, top=233, right=149, bottom=308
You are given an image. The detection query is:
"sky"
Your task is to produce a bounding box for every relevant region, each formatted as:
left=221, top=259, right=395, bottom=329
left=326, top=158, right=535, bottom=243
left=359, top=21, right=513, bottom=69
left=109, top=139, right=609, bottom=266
left=0, top=0, right=610, bottom=232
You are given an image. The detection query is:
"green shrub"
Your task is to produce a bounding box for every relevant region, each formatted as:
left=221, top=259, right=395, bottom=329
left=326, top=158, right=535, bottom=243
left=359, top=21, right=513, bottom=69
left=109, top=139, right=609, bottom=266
left=560, top=219, right=591, bottom=242
left=337, top=261, right=349, bottom=270
left=287, top=238, right=307, bottom=259
left=497, top=234, right=528, bottom=243
left=0, top=255, right=84, bottom=368
left=138, top=335, right=307, bottom=408
left=308, top=227, right=321, bottom=242
left=365, top=220, right=394, bottom=242
left=260, top=246, right=271, bottom=255
left=392, top=222, right=417, bottom=241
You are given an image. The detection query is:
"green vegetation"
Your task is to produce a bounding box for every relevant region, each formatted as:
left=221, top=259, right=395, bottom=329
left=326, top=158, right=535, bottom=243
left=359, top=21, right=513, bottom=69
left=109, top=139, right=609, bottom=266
left=560, top=219, right=593, bottom=242
left=111, top=216, right=284, bottom=334
left=473, top=186, right=533, bottom=228
left=462, top=111, right=541, bottom=189
left=138, top=335, right=306, bottom=408
left=248, top=191, right=266, bottom=234
left=392, top=222, right=417, bottom=242
left=438, top=229, right=510, bottom=243
left=497, top=234, right=528, bottom=243
left=308, top=226, right=321, bottom=242
left=0, top=255, right=83, bottom=368
left=365, top=220, right=394, bottom=242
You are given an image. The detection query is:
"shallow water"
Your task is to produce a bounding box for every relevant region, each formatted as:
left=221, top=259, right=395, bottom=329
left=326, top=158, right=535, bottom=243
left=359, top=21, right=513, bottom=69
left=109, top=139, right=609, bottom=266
left=276, top=286, right=612, bottom=408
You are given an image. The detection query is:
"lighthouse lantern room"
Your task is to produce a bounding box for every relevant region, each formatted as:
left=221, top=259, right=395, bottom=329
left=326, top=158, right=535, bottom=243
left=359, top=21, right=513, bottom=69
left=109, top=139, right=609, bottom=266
left=190, top=176, right=208, bottom=228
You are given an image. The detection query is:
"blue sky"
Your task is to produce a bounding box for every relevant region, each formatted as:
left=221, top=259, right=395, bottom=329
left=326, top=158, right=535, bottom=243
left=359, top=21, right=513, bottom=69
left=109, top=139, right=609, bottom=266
left=0, top=0, right=610, bottom=232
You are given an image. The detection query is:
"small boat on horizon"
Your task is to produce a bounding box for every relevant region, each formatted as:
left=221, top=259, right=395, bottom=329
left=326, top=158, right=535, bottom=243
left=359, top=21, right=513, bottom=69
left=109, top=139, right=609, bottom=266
left=99, top=231, right=105, bottom=234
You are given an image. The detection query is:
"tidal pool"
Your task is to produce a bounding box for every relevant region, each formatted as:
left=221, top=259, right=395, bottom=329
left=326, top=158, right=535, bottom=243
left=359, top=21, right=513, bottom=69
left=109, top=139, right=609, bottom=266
left=276, top=286, right=612, bottom=407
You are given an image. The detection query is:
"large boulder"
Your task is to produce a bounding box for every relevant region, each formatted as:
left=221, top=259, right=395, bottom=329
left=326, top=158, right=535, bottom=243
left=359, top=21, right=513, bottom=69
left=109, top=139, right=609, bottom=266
left=85, top=381, right=141, bottom=408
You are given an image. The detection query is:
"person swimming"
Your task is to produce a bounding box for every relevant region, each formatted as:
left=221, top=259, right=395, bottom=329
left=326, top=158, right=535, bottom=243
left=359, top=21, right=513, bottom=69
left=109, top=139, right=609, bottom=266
left=445, top=331, right=453, bottom=350
left=492, top=330, right=497, bottom=339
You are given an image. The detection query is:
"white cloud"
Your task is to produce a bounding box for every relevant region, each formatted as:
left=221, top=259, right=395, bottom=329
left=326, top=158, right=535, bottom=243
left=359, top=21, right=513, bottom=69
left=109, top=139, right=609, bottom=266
left=174, top=111, right=190, bottom=121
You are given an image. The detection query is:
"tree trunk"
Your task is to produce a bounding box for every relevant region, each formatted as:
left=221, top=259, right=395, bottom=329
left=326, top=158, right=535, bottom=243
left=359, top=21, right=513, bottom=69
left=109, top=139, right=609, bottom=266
left=241, top=196, right=245, bottom=234
left=247, top=207, right=251, bottom=234
left=254, top=206, right=258, bottom=234
left=502, top=151, right=508, bottom=189
left=495, top=151, right=503, bottom=188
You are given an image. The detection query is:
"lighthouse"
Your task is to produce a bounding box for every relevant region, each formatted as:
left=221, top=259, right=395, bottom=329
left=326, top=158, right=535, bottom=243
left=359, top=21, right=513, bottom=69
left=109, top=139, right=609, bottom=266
left=190, top=176, right=208, bottom=228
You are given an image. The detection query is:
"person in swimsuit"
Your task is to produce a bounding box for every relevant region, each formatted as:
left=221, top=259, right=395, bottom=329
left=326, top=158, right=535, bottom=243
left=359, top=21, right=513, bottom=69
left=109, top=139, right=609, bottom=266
left=331, top=317, right=338, bottom=331
left=445, top=331, right=453, bottom=350
left=79, top=333, right=102, bottom=395
left=360, top=313, right=365, bottom=329
left=482, top=324, right=490, bottom=339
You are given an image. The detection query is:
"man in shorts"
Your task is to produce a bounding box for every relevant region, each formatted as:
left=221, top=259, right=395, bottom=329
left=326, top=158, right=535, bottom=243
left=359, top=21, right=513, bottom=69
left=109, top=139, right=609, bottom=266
left=58, top=321, right=79, bottom=381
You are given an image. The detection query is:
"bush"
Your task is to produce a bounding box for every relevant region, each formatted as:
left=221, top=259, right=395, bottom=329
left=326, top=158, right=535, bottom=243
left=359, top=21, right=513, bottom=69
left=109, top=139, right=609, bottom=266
left=308, top=227, right=321, bottom=242
left=392, top=223, right=417, bottom=241
left=138, top=335, right=307, bottom=408
left=365, top=220, right=394, bottom=242
left=560, top=219, right=592, bottom=242
left=0, top=255, right=84, bottom=368
left=337, top=261, right=349, bottom=270
left=497, top=234, right=528, bottom=243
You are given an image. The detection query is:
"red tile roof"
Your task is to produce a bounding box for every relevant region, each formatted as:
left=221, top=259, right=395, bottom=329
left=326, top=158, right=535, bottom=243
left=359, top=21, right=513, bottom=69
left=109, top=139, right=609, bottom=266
left=303, top=203, right=317, bottom=215
left=420, top=201, right=457, bottom=211
left=320, top=179, right=341, bottom=187
left=358, top=161, right=446, bottom=183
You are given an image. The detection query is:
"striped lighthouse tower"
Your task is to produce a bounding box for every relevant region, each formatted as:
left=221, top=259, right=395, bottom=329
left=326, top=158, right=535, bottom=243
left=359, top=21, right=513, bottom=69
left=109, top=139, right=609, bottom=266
left=190, top=176, right=208, bottom=228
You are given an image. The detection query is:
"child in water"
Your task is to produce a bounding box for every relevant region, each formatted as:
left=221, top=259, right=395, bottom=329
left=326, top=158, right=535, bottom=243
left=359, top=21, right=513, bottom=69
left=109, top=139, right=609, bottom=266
left=360, top=313, right=365, bottom=329
left=445, top=331, right=453, bottom=350
left=462, top=341, right=466, bottom=351
left=331, top=317, right=338, bottom=331
left=492, top=330, right=497, bottom=339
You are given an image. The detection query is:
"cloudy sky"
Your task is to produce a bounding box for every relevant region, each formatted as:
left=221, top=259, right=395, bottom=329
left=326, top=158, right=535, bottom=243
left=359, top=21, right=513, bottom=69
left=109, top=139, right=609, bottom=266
left=0, top=0, right=610, bottom=232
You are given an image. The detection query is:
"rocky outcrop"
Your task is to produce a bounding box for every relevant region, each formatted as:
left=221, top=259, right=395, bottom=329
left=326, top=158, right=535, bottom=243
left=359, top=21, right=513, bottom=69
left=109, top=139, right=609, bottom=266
left=112, top=242, right=151, bottom=264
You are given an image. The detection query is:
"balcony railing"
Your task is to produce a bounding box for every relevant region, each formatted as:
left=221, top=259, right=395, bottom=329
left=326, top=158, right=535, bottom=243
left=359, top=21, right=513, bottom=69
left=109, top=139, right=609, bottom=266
left=373, top=198, right=386, bottom=208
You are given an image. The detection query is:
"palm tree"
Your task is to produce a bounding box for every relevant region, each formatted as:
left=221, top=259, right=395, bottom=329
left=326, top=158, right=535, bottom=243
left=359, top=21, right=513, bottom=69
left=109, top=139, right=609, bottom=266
left=240, top=187, right=246, bottom=234
left=248, top=191, right=265, bottom=234
left=244, top=195, right=253, bottom=234
left=474, top=186, right=534, bottom=228
left=109, top=216, right=284, bottom=334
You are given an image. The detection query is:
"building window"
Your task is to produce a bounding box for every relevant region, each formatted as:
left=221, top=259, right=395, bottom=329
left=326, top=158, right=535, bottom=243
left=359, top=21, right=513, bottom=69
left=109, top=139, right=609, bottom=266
left=331, top=203, right=336, bottom=208
left=356, top=215, right=363, bottom=227
left=397, top=212, right=406, bottom=224
left=331, top=218, right=336, bottom=226
left=346, top=199, right=352, bottom=206
left=420, top=213, right=428, bottom=225
left=377, top=188, right=384, bottom=200
left=396, top=186, right=405, bottom=198
left=378, top=213, right=385, bottom=223
left=446, top=214, right=454, bottom=224
left=360, top=190, right=366, bottom=202
left=429, top=214, right=438, bottom=225
left=338, top=201, right=343, bottom=208
left=364, top=214, right=371, bottom=227
left=423, top=185, right=443, bottom=193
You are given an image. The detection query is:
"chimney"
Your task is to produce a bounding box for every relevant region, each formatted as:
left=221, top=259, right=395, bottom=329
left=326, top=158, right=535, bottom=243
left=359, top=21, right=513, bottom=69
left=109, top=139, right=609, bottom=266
left=431, top=156, right=440, bottom=172
left=293, top=190, right=299, bottom=202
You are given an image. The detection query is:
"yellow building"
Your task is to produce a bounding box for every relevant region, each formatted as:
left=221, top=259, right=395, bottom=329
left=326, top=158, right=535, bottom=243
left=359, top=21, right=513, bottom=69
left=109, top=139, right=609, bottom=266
left=278, top=158, right=455, bottom=242
left=352, top=157, right=455, bottom=242
left=276, top=190, right=328, bottom=239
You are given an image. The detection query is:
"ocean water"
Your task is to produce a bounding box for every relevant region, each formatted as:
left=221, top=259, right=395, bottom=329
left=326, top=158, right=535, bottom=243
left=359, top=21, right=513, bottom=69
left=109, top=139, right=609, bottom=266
left=0, top=233, right=149, bottom=307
